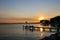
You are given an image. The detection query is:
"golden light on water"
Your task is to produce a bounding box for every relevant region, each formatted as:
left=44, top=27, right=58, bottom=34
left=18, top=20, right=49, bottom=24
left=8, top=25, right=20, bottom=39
left=40, top=28, right=43, bottom=32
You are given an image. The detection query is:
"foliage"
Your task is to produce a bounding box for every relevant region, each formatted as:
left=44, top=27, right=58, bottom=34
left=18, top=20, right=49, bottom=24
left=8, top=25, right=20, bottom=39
left=40, top=20, right=49, bottom=26
left=50, top=16, right=60, bottom=28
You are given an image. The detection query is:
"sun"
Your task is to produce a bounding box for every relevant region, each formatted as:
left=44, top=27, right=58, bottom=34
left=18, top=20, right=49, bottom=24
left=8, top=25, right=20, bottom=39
left=38, top=17, right=44, bottom=20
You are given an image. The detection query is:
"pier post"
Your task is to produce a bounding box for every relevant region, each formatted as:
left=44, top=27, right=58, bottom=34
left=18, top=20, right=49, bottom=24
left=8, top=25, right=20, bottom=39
left=49, top=28, right=52, bottom=32
left=43, top=28, right=45, bottom=31
left=57, top=28, right=59, bottom=32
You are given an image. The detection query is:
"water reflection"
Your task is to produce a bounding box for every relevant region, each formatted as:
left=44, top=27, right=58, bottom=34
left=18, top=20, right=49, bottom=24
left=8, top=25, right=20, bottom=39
left=0, top=24, right=55, bottom=40
left=39, top=32, right=44, bottom=39
left=40, top=28, right=43, bottom=32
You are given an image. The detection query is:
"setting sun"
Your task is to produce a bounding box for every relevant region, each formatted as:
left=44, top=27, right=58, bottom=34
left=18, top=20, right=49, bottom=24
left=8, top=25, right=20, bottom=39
left=38, top=17, right=44, bottom=20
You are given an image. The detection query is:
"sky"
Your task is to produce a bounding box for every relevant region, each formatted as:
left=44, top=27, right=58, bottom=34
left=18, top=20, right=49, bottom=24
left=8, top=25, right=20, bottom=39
left=0, top=0, right=60, bottom=23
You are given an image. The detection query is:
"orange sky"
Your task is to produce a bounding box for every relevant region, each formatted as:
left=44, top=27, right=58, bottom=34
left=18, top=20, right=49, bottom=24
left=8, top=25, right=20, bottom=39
left=0, top=16, right=50, bottom=23
left=0, top=0, right=60, bottom=23
left=0, top=19, right=39, bottom=23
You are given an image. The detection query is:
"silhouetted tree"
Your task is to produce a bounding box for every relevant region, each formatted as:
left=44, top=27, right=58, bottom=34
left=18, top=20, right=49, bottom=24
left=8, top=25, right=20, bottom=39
left=40, top=20, right=49, bottom=26
left=40, top=20, right=44, bottom=23
left=50, top=16, right=60, bottom=32
left=50, top=16, right=60, bottom=27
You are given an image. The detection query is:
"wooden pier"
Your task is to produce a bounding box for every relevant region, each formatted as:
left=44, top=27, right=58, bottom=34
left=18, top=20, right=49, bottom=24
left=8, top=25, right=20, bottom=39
left=33, top=27, right=59, bottom=32
left=23, top=25, right=60, bottom=32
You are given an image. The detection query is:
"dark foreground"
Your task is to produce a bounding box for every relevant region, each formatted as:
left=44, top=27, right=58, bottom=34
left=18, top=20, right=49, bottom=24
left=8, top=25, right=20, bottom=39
left=41, top=32, right=60, bottom=40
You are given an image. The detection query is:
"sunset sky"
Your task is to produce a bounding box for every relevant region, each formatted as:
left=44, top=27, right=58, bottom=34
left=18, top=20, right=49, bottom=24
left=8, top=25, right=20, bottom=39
left=0, top=0, right=60, bottom=23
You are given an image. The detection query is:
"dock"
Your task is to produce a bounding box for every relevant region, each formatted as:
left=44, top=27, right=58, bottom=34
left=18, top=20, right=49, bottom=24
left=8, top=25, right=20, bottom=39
left=24, top=25, right=60, bottom=32
left=34, top=27, right=59, bottom=32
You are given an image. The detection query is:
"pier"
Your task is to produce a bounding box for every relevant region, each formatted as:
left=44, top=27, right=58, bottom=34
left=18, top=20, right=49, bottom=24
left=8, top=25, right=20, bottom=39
left=34, top=27, right=59, bottom=32
left=24, top=25, right=60, bottom=32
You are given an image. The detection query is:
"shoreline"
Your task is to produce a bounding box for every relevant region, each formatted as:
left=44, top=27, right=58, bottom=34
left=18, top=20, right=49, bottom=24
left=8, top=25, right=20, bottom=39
left=41, top=32, right=60, bottom=40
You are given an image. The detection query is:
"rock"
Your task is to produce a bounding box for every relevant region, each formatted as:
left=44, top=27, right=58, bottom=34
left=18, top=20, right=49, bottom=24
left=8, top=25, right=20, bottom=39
left=41, top=32, right=60, bottom=40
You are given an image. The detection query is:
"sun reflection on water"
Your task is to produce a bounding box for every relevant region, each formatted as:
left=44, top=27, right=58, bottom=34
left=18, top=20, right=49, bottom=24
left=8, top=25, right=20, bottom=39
left=40, top=28, right=43, bottom=32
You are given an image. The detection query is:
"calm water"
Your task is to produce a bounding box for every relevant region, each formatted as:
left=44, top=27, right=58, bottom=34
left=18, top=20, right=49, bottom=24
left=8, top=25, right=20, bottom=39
left=0, top=24, right=55, bottom=40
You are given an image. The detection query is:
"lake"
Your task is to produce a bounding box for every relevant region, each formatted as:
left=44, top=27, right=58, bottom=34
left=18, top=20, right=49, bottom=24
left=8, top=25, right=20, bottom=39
left=0, top=24, right=56, bottom=40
